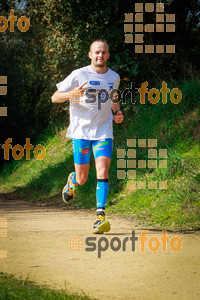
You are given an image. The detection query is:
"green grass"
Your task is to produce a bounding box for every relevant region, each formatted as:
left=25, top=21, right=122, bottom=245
left=0, top=78, right=199, bottom=229
left=0, top=273, right=92, bottom=300
left=0, top=127, right=74, bottom=203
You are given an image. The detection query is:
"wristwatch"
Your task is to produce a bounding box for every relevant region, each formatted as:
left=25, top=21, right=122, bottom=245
left=114, top=109, right=120, bottom=115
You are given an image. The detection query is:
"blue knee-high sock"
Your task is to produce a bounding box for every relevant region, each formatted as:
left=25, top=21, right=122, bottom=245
left=72, top=172, right=78, bottom=185
left=96, top=179, right=109, bottom=216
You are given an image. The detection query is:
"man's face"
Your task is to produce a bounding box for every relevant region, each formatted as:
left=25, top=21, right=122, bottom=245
left=89, top=42, right=110, bottom=68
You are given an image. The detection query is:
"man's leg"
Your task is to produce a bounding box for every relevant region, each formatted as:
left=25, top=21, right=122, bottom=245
left=95, top=156, right=111, bottom=216
left=62, top=162, right=89, bottom=202
left=62, top=139, right=91, bottom=203
left=74, top=162, right=90, bottom=185
left=92, top=138, right=113, bottom=233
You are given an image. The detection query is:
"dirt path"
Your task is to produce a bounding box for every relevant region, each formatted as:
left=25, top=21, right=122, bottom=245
left=0, top=194, right=200, bottom=300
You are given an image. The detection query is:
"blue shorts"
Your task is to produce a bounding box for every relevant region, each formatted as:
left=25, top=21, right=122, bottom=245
left=72, top=138, right=113, bottom=165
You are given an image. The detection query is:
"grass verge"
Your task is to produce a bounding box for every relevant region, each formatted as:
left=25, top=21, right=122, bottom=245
left=0, top=272, right=92, bottom=300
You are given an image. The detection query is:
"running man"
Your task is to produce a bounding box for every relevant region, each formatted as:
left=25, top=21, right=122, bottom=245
left=51, top=39, right=123, bottom=233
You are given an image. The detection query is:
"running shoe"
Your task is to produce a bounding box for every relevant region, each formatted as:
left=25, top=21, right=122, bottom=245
left=62, top=172, right=78, bottom=204
left=93, top=214, right=111, bottom=234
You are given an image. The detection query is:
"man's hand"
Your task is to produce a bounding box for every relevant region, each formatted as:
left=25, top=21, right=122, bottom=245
left=68, top=82, right=90, bottom=100
left=113, top=110, right=123, bottom=123
left=51, top=82, right=90, bottom=103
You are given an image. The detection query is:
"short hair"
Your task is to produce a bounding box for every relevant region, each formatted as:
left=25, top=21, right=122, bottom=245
left=90, top=39, right=109, bottom=52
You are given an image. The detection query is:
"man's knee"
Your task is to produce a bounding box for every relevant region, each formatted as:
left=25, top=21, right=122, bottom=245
left=76, top=174, right=87, bottom=185
left=97, top=166, right=109, bottom=179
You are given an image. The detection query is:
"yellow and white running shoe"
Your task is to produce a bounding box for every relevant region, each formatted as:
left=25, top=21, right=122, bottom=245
left=93, top=214, right=111, bottom=234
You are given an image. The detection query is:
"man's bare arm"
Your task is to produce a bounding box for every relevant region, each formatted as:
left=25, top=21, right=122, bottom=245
left=51, top=90, right=70, bottom=103
left=111, top=93, right=123, bottom=124
left=111, top=99, right=120, bottom=114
